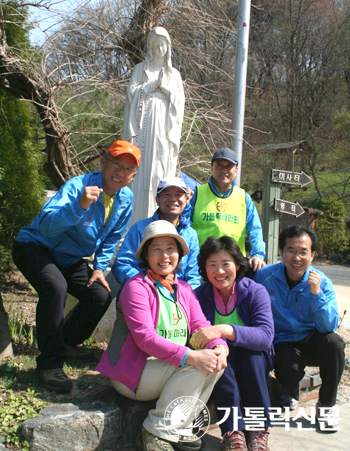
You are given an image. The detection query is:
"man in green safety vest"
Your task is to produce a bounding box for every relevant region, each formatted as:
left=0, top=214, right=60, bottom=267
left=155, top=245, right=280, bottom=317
left=184, top=147, right=266, bottom=273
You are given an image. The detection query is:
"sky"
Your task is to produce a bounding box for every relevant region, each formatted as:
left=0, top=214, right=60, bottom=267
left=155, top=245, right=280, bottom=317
left=28, top=0, right=94, bottom=45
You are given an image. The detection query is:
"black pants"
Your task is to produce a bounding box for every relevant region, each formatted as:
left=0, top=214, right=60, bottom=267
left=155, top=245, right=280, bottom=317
left=12, top=241, right=112, bottom=370
left=274, top=331, right=345, bottom=407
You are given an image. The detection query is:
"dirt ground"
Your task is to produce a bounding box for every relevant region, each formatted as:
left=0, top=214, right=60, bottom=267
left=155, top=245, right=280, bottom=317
left=1, top=268, right=350, bottom=406
left=0, top=269, right=110, bottom=405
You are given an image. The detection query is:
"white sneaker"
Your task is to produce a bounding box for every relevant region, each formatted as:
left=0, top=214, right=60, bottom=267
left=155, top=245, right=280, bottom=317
left=316, top=401, right=339, bottom=431
left=280, top=393, right=298, bottom=410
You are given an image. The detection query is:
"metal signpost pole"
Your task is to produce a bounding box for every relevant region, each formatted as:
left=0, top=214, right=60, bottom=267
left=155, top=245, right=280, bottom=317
left=232, top=0, right=251, bottom=188
left=262, top=168, right=311, bottom=264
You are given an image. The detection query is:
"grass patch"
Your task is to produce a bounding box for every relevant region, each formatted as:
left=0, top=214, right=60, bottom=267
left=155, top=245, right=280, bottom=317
left=0, top=351, right=106, bottom=449
left=0, top=387, right=48, bottom=450
left=6, top=296, right=37, bottom=348
left=0, top=315, right=105, bottom=450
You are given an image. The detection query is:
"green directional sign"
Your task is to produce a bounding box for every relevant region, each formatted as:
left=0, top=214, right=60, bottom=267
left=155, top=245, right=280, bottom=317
left=272, top=169, right=312, bottom=187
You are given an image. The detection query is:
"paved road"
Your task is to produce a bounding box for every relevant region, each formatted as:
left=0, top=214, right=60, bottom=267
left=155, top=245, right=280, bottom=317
left=312, top=262, right=350, bottom=287
left=203, top=405, right=350, bottom=451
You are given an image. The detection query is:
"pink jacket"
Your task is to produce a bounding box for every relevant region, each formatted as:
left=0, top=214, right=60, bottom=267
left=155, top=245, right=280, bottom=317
left=96, top=271, right=228, bottom=391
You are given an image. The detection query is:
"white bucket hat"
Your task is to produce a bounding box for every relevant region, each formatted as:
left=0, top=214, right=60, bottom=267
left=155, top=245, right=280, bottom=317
left=135, top=220, right=190, bottom=260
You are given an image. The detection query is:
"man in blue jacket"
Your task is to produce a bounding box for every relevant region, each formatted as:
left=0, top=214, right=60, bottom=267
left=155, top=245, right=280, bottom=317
left=113, top=176, right=201, bottom=289
left=255, top=225, right=345, bottom=431
left=12, top=140, right=141, bottom=393
left=184, top=147, right=266, bottom=275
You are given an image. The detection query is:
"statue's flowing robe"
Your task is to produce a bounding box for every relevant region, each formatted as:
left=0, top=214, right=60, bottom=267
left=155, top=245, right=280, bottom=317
left=122, top=61, right=185, bottom=224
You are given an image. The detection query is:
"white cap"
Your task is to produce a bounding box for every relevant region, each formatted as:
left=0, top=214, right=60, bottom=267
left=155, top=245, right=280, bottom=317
left=135, top=220, right=190, bottom=260
left=157, top=176, right=187, bottom=194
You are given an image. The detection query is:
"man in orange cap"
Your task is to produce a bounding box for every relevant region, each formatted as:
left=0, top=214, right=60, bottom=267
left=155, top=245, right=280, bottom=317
left=12, top=140, right=140, bottom=393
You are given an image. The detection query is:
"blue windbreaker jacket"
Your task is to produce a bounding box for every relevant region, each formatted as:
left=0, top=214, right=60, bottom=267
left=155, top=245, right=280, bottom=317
left=15, top=172, right=133, bottom=270
left=113, top=210, right=201, bottom=288
left=254, top=262, right=339, bottom=344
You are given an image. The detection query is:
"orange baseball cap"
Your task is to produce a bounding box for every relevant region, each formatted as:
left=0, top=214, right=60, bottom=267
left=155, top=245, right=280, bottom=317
left=107, top=140, right=141, bottom=166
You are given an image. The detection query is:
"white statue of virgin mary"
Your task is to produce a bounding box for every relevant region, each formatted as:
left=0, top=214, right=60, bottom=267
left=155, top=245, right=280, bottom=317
left=122, top=27, right=185, bottom=224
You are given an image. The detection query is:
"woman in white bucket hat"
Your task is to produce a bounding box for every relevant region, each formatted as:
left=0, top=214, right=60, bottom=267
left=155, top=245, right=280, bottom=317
left=97, top=220, right=228, bottom=451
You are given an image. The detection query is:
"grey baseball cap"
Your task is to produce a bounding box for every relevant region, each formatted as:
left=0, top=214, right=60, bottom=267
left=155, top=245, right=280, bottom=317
left=212, top=147, right=238, bottom=165
left=157, top=176, right=187, bottom=194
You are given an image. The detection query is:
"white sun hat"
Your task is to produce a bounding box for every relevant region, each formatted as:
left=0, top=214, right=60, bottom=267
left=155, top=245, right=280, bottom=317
left=135, top=220, right=189, bottom=260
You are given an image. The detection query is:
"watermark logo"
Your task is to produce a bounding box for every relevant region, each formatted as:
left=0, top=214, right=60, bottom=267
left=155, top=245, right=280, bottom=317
left=164, top=396, right=210, bottom=441
left=217, top=406, right=340, bottom=431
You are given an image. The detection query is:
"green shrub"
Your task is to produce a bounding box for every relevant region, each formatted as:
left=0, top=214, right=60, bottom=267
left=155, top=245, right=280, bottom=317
left=314, top=197, right=348, bottom=257
left=0, top=92, right=45, bottom=274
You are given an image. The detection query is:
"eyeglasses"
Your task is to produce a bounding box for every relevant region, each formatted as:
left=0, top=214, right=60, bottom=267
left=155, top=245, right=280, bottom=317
left=285, top=249, right=311, bottom=258
left=104, top=156, right=137, bottom=175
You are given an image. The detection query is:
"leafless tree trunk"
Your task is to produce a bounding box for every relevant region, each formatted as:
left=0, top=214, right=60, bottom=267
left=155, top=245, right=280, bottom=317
left=122, top=0, right=167, bottom=66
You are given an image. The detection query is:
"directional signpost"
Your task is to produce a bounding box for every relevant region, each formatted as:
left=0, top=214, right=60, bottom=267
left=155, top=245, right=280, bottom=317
left=271, top=169, right=311, bottom=219
left=271, top=170, right=312, bottom=187
left=261, top=168, right=313, bottom=264
left=274, top=199, right=305, bottom=218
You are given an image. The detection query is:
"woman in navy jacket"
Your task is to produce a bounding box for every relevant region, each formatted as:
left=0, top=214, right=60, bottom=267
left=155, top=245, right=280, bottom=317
left=192, top=236, right=274, bottom=451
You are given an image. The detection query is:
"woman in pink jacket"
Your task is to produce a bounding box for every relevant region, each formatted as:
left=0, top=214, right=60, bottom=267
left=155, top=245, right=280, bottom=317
left=97, top=220, right=228, bottom=451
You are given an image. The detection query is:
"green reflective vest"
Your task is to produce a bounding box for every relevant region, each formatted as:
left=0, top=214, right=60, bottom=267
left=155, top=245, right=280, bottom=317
left=156, top=285, right=188, bottom=346
left=214, top=307, right=245, bottom=327
left=192, top=184, right=247, bottom=254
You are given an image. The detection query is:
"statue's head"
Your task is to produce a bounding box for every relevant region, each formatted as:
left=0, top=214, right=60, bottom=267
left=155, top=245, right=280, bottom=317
left=146, top=27, right=172, bottom=67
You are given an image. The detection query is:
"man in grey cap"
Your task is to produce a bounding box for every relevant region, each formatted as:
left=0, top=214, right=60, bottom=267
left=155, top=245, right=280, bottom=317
left=113, top=176, right=201, bottom=288
left=185, top=147, right=266, bottom=272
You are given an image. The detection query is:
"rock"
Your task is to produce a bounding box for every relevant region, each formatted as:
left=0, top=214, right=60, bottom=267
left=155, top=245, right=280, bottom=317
left=345, top=356, right=350, bottom=371
left=19, top=396, right=157, bottom=451
left=18, top=374, right=294, bottom=451
left=114, top=392, right=156, bottom=449
left=0, top=436, right=7, bottom=451
left=20, top=402, right=123, bottom=451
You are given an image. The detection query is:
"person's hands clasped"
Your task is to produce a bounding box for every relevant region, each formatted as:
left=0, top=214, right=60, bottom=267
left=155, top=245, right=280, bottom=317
left=87, top=269, right=111, bottom=293
left=308, top=270, right=321, bottom=295
left=186, top=349, right=223, bottom=373
left=79, top=186, right=103, bottom=210
left=213, top=346, right=228, bottom=372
